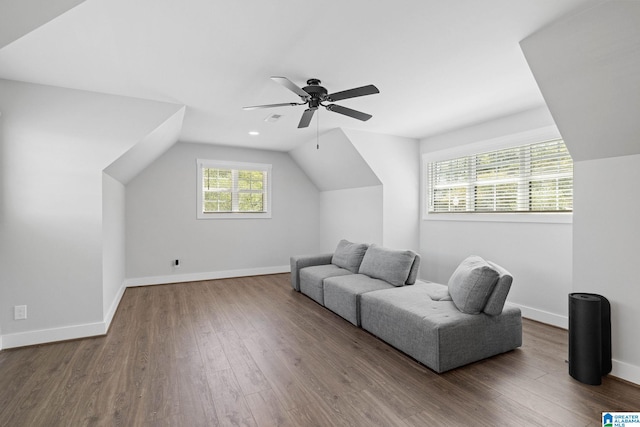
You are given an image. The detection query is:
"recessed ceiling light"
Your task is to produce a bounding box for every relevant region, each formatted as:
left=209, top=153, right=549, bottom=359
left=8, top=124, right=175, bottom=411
left=248, top=131, right=260, bottom=136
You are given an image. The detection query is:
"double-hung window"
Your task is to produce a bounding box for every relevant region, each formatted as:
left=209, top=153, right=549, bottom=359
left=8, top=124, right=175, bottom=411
left=425, top=139, right=573, bottom=217
left=197, top=159, right=271, bottom=219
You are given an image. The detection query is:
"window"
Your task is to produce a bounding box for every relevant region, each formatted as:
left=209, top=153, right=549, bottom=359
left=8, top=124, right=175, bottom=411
left=426, top=139, right=572, bottom=215
left=197, top=159, right=271, bottom=219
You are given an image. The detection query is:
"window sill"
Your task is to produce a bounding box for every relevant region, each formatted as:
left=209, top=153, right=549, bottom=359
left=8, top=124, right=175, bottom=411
left=422, top=212, right=572, bottom=224
left=197, top=212, right=272, bottom=220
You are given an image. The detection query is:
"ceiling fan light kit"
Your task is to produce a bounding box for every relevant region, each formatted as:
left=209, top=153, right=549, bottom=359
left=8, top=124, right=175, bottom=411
left=244, top=76, right=379, bottom=128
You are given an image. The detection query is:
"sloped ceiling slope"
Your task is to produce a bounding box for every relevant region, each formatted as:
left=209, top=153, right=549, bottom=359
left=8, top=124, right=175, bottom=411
left=0, top=78, right=185, bottom=172
left=521, top=1, right=640, bottom=161
left=104, top=106, right=186, bottom=184
left=289, top=128, right=381, bottom=192
left=0, top=0, right=600, bottom=151
left=0, top=0, right=86, bottom=48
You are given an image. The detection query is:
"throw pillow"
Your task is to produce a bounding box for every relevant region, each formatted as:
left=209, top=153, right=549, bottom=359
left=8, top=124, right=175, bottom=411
left=358, top=244, right=416, bottom=287
left=331, top=239, right=369, bottom=273
left=448, top=256, right=500, bottom=314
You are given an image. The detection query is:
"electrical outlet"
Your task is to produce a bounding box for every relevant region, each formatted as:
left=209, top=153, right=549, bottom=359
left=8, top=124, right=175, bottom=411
left=14, top=305, right=27, bottom=320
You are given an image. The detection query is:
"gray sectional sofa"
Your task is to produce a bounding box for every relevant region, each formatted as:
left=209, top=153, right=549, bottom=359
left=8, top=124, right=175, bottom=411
left=290, top=240, right=522, bottom=373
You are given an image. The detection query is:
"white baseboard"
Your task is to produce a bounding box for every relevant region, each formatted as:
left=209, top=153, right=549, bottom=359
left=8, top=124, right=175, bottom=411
left=1, top=321, right=106, bottom=350
left=512, top=302, right=568, bottom=329
left=104, top=281, right=127, bottom=333
left=124, top=265, right=290, bottom=287
left=611, top=359, right=640, bottom=386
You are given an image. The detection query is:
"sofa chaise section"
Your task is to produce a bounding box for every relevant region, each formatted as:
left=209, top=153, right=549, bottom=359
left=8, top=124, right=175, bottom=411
left=360, top=281, right=522, bottom=373
left=360, top=256, right=522, bottom=373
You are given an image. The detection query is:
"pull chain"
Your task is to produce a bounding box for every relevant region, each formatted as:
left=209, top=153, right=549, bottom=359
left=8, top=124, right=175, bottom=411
left=316, top=109, right=320, bottom=150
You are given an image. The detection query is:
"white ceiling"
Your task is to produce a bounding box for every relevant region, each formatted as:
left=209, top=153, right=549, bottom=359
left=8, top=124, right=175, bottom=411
left=0, top=0, right=600, bottom=151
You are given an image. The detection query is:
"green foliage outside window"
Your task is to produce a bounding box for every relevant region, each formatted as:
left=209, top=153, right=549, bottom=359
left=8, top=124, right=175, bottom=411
left=202, top=167, right=267, bottom=213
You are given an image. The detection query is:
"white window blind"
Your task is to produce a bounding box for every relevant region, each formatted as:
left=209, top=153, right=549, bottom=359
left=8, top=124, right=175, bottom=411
left=197, top=159, right=271, bottom=219
left=427, top=139, right=573, bottom=214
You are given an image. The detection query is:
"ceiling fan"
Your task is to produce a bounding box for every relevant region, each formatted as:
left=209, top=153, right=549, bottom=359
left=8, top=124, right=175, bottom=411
left=243, top=76, right=379, bottom=128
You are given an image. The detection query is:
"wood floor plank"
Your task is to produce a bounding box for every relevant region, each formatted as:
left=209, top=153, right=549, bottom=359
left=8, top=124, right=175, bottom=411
left=217, top=330, right=271, bottom=396
left=241, top=332, right=319, bottom=412
left=205, top=368, right=256, bottom=427
left=245, top=389, right=296, bottom=427
left=1, top=273, right=638, bottom=427
left=453, top=358, right=592, bottom=426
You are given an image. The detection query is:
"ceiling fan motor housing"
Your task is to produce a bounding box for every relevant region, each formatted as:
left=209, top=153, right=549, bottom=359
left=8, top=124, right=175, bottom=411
left=303, top=78, right=327, bottom=108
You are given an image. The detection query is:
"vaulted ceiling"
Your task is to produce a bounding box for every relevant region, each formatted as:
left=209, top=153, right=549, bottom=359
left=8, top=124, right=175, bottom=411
left=0, top=0, right=601, bottom=151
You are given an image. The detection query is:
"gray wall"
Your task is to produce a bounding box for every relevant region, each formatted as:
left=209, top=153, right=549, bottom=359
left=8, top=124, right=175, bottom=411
left=319, top=186, right=383, bottom=252
left=126, top=142, right=320, bottom=283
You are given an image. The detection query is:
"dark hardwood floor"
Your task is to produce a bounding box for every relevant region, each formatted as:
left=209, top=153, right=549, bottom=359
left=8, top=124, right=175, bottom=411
left=1, top=273, right=638, bottom=426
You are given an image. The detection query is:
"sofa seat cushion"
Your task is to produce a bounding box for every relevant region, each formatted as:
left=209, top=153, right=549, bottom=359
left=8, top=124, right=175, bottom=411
left=331, top=239, right=369, bottom=273
left=323, top=274, right=394, bottom=326
left=448, top=256, right=500, bottom=314
left=358, top=244, right=418, bottom=287
left=360, top=283, right=522, bottom=373
left=299, top=264, right=352, bottom=305
left=415, top=280, right=452, bottom=301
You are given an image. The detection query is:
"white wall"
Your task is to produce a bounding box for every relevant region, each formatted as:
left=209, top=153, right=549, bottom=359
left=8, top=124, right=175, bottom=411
left=573, top=155, right=640, bottom=385
left=101, top=173, right=126, bottom=325
left=125, top=142, right=320, bottom=284
left=319, top=186, right=383, bottom=252
left=420, top=107, right=572, bottom=327
left=420, top=220, right=572, bottom=326
left=521, top=0, right=640, bottom=385
left=0, top=79, right=183, bottom=347
left=345, top=130, right=420, bottom=251
left=0, top=112, right=5, bottom=349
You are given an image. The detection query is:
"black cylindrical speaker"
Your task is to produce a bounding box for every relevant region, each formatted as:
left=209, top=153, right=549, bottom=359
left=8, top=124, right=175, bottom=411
left=568, top=293, right=612, bottom=385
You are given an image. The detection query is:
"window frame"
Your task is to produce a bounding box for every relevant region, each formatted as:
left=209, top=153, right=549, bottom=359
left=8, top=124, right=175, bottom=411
left=421, top=126, right=572, bottom=224
left=196, top=159, right=272, bottom=220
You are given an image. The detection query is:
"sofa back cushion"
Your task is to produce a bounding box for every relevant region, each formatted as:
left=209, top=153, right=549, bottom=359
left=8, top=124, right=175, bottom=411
left=483, top=261, right=513, bottom=315
left=331, top=240, right=369, bottom=273
left=448, top=256, right=500, bottom=314
left=358, top=244, right=418, bottom=287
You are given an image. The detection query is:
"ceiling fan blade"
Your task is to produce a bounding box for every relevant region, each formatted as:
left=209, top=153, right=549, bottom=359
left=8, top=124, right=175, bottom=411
left=242, top=102, right=301, bottom=110
left=271, top=76, right=310, bottom=99
left=327, top=84, right=379, bottom=102
left=326, top=104, right=372, bottom=121
left=298, top=108, right=316, bottom=128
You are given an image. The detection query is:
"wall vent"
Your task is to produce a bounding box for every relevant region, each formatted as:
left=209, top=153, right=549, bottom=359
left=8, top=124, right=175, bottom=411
left=264, top=114, right=282, bottom=123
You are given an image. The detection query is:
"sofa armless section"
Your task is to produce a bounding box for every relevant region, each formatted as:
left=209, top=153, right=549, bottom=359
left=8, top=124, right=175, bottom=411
left=299, top=264, right=353, bottom=305
left=290, top=253, right=333, bottom=291
left=323, top=274, right=394, bottom=326
left=360, top=282, right=522, bottom=373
